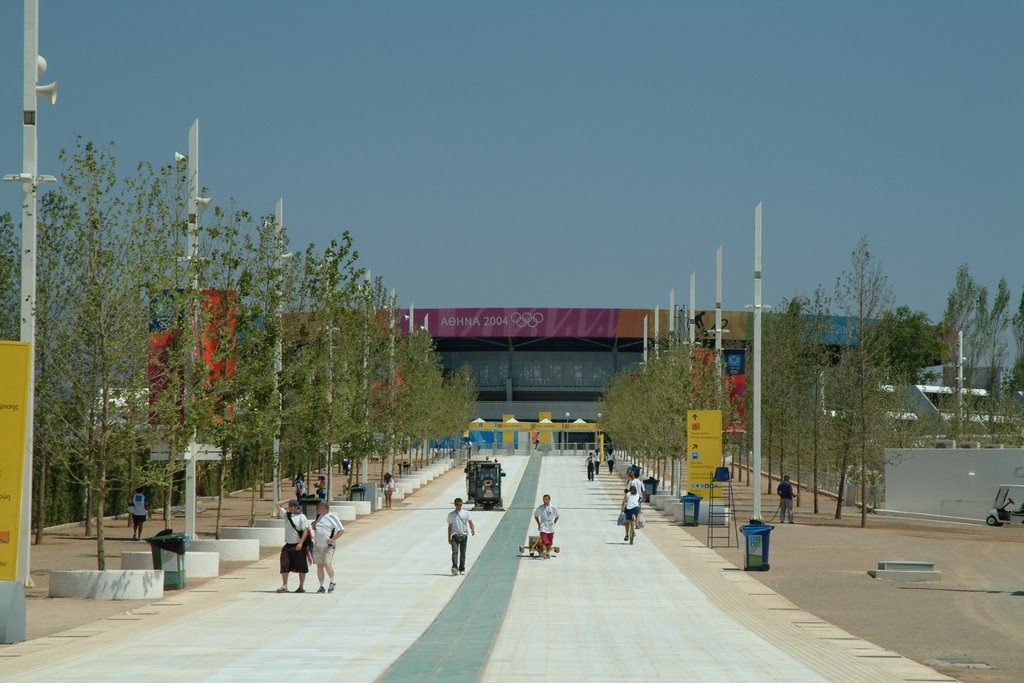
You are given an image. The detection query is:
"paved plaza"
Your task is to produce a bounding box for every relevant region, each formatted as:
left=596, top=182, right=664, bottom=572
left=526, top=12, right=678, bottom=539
left=0, top=454, right=956, bottom=682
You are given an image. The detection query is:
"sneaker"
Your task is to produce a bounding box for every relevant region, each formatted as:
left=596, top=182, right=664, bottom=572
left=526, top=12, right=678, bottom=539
left=328, top=582, right=336, bottom=593
left=459, top=570, right=465, bottom=575
left=451, top=567, right=459, bottom=576
left=295, top=587, right=306, bottom=593
left=276, top=587, right=288, bottom=593
left=317, top=586, right=326, bottom=593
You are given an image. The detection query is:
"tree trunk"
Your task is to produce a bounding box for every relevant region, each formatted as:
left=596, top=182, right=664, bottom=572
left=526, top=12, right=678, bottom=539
left=95, top=460, right=107, bottom=571
left=34, top=449, right=47, bottom=545
left=84, top=485, right=93, bottom=536
left=215, top=449, right=227, bottom=538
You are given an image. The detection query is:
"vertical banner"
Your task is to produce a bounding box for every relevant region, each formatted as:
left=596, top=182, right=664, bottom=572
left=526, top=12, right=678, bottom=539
left=0, top=342, right=32, bottom=582
left=686, top=409, right=723, bottom=496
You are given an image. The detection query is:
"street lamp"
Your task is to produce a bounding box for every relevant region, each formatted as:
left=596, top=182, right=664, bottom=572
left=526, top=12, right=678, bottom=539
left=176, top=119, right=212, bottom=540
left=3, top=0, right=58, bottom=592
left=271, top=199, right=294, bottom=516
left=748, top=202, right=767, bottom=521
left=1, top=0, right=58, bottom=643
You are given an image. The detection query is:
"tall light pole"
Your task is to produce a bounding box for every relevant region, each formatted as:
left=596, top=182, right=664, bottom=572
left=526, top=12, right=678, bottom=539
left=715, top=246, right=723, bottom=405
left=688, top=272, right=696, bottom=345
left=3, top=0, right=57, bottom=590
left=751, top=202, right=764, bottom=521
left=271, top=198, right=293, bottom=516
left=180, top=119, right=211, bottom=540
left=1, top=0, right=57, bottom=642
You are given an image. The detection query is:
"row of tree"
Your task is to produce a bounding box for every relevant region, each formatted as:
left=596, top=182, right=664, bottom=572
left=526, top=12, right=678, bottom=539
left=0, top=139, right=476, bottom=568
left=602, top=238, right=1024, bottom=527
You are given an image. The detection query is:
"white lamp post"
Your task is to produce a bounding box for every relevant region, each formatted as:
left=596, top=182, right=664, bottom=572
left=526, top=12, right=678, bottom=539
left=688, top=272, right=696, bottom=345
left=751, top=202, right=765, bottom=521
left=1, top=0, right=57, bottom=642
left=271, top=198, right=293, bottom=516
left=3, top=0, right=57, bottom=586
left=178, top=119, right=212, bottom=540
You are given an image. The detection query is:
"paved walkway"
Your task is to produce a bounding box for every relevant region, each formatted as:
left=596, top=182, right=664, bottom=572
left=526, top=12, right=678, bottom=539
left=0, top=455, right=953, bottom=682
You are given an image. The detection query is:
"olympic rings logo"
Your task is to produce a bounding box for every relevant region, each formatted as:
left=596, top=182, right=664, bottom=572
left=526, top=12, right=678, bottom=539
left=510, top=312, right=544, bottom=328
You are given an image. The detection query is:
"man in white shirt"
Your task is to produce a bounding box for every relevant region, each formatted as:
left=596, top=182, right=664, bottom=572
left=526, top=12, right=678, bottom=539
left=277, top=499, right=311, bottom=593
left=311, top=501, right=344, bottom=593
left=446, top=498, right=476, bottom=575
left=533, top=494, right=560, bottom=559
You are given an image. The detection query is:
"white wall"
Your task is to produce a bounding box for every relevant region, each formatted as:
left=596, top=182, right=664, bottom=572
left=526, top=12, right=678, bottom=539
left=884, top=447, right=1024, bottom=520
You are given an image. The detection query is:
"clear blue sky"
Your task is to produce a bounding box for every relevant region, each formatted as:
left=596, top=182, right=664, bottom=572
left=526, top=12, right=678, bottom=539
left=2, top=1, right=1021, bottom=323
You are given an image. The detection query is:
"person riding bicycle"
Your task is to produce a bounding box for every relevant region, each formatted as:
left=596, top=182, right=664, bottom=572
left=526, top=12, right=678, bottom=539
left=621, top=484, right=642, bottom=542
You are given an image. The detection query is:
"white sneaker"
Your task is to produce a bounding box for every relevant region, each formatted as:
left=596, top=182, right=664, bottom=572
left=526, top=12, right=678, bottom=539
left=451, top=567, right=458, bottom=576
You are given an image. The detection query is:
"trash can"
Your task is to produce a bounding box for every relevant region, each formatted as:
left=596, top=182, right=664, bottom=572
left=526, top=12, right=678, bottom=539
left=740, top=522, right=774, bottom=571
left=145, top=529, right=189, bottom=590
left=349, top=485, right=367, bottom=502
left=643, top=475, right=659, bottom=501
left=298, top=495, right=320, bottom=519
left=681, top=494, right=702, bottom=526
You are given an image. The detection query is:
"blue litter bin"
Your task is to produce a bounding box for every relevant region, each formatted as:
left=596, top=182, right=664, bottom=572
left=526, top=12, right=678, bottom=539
left=681, top=494, right=701, bottom=526
left=740, top=522, right=774, bottom=571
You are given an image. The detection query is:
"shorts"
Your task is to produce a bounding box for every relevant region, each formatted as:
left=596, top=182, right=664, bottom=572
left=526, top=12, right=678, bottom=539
left=280, top=544, right=309, bottom=574
left=312, top=544, right=335, bottom=565
left=132, top=514, right=147, bottom=524
left=623, top=506, right=640, bottom=520
left=539, top=532, right=554, bottom=546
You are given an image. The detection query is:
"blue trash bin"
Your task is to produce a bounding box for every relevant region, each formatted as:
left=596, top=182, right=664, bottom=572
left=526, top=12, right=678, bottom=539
left=681, top=494, right=701, bottom=526
left=740, top=522, right=774, bottom=571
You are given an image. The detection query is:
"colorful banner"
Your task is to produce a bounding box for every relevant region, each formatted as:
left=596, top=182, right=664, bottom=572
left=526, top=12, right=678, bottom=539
left=0, top=342, right=32, bottom=581
left=686, top=409, right=723, bottom=495
left=402, top=308, right=747, bottom=340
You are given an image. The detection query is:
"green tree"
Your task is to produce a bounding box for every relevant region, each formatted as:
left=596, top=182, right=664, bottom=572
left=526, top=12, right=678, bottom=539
left=877, top=306, right=944, bottom=384
left=831, top=236, right=893, bottom=527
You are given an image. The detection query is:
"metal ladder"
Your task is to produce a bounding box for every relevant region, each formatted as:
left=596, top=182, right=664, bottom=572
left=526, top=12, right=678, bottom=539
left=706, top=467, right=739, bottom=548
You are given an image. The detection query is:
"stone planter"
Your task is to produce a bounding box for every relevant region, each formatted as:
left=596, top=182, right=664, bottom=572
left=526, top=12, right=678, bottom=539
left=49, top=569, right=163, bottom=600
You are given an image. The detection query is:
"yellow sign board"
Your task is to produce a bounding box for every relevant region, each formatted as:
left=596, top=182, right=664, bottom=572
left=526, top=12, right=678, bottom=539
left=0, top=342, right=32, bottom=582
left=538, top=412, right=551, bottom=421
left=686, top=409, right=722, bottom=494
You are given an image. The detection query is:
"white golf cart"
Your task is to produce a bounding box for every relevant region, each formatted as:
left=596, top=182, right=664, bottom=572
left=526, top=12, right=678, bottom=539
left=985, top=485, right=1024, bottom=526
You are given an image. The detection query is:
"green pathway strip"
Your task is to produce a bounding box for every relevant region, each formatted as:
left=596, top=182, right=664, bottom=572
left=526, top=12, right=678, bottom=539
left=378, top=454, right=542, bottom=683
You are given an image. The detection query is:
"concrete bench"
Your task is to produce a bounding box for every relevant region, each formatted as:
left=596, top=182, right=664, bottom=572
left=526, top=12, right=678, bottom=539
left=329, top=505, right=357, bottom=521
left=187, top=538, right=260, bottom=562
left=395, top=478, right=420, bottom=491
left=121, top=551, right=220, bottom=578
left=649, top=494, right=673, bottom=510
left=254, top=518, right=283, bottom=528
left=332, top=500, right=371, bottom=516
left=220, top=526, right=285, bottom=548
left=49, top=569, right=164, bottom=600
left=700, top=502, right=730, bottom=526
left=663, top=500, right=683, bottom=523
left=868, top=560, right=941, bottom=582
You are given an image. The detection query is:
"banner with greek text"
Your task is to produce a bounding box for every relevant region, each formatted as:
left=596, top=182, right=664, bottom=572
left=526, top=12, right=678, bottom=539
left=0, top=342, right=31, bottom=582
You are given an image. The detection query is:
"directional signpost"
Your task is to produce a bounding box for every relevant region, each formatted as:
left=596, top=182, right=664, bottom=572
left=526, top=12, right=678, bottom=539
left=686, top=410, right=723, bottom=496
left=151, top=443, right=224, bottom=539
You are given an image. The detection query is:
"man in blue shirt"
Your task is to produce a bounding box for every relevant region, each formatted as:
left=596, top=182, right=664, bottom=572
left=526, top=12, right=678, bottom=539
left=777, top=475, right=795, bottom=523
